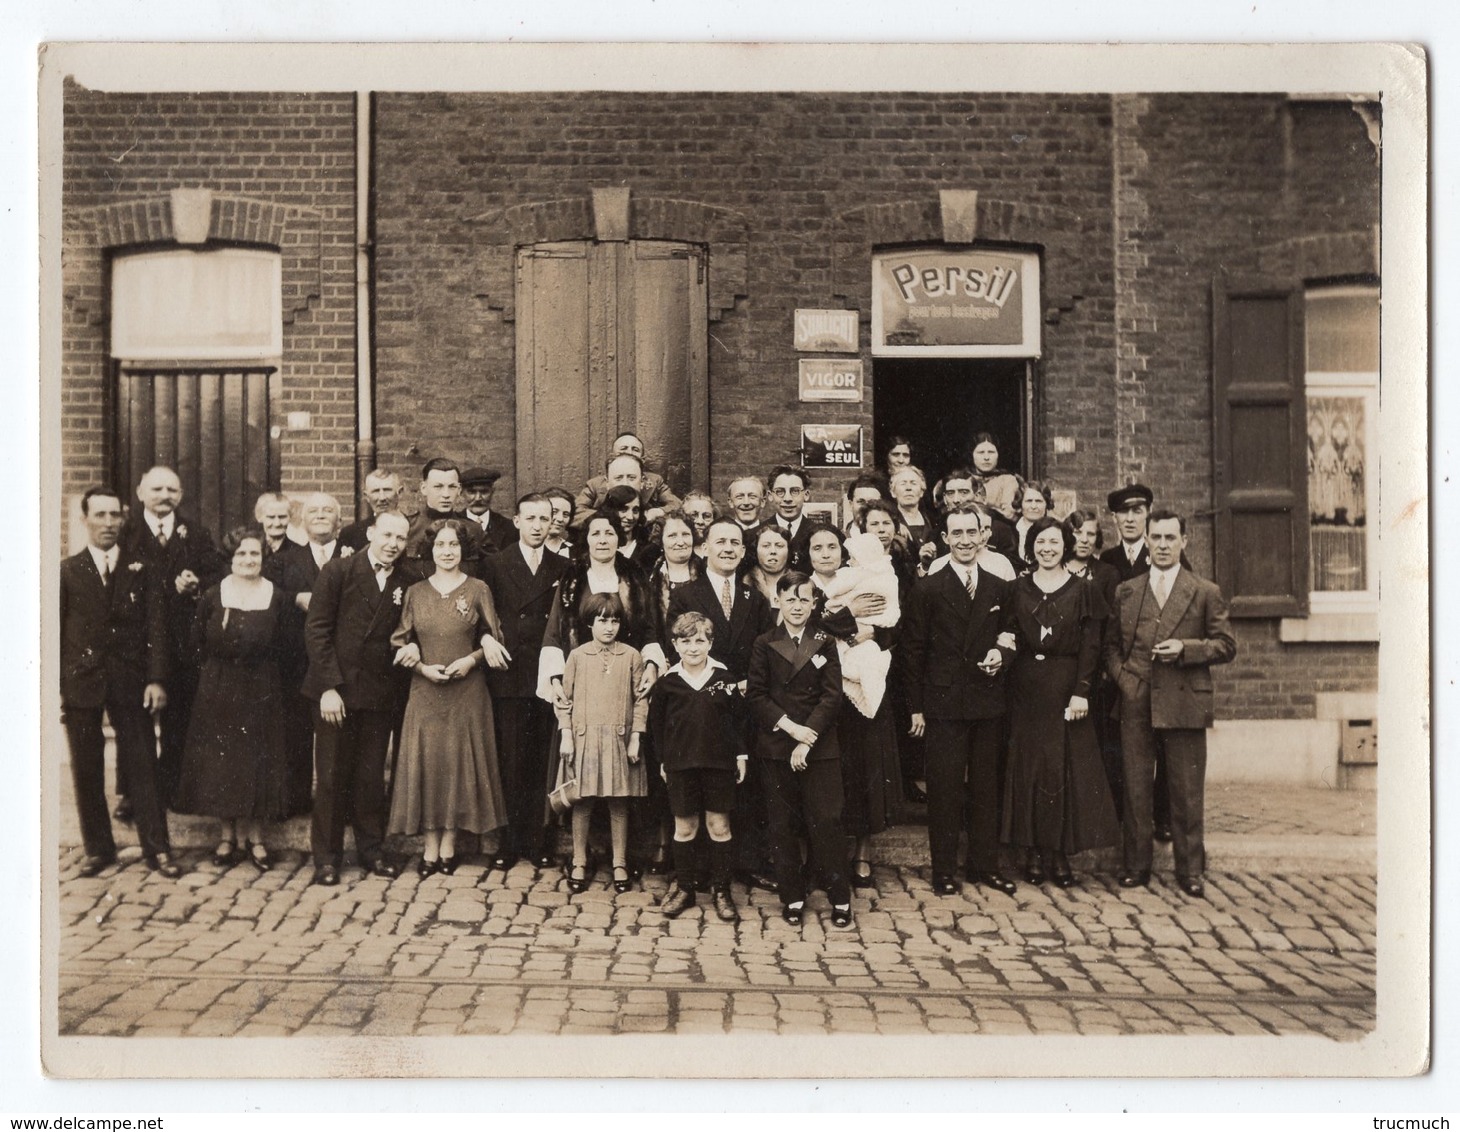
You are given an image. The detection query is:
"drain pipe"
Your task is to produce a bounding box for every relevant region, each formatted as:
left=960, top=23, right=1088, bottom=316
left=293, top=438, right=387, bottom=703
left=354, top=89, right=376, bottom=517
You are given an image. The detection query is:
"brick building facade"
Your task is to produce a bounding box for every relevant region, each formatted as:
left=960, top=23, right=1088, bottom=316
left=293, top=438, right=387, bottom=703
left=59, top=86, right=1381, bottom=785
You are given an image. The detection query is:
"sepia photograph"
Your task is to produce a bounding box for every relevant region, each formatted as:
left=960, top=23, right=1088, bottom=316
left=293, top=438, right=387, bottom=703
left=30, top=37, right=1429, bottom=1088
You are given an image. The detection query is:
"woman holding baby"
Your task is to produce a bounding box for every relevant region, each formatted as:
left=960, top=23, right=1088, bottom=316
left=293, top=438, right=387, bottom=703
left=806, top=508, right=906, bottom=888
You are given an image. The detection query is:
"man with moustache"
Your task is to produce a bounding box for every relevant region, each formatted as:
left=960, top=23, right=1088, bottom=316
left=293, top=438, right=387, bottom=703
left=340, top=469, right=405, bottom=553
left=115, top=465, right=225, bottom=812
left=461, top=466, right=517, bottom=554
left=303, top=510, right=418, bottom=885
left=61, top=487, right=181, bottom=877
left=478, top=493, right=569, bottom=871
left=573, top=432, right=683, bottom=528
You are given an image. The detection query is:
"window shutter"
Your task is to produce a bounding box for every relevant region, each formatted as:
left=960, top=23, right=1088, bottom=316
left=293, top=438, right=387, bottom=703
left=1211, top=274, right=1310, bottom=618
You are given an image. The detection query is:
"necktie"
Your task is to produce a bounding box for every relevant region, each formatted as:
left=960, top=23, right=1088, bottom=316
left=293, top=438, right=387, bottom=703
left=964, top=567, right=977, bottom=601
left=721, top=576, right=734, bottom=619
left=156, top=526, right=169, bottom=547
left=100, top=556, right=112, bottom=590
left=527, top=548, right=540, bottom=575
left=1153, top=570, right=1169, bottom=608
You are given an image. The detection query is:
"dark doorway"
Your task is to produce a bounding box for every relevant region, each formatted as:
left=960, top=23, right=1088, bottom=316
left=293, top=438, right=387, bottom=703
left=872, top=358, right=1030, bottom=486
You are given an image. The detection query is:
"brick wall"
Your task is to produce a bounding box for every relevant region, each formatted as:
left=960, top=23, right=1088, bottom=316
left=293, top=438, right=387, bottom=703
left=61, top=84, right=359, bottom=544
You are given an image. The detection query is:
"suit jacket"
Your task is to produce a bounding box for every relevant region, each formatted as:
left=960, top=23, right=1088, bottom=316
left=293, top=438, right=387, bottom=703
left=478, top=543, right=568, bottom=699
left=899, top=563, right=1015, bottom=721
left=405, top=508, right=488, bottom=577
left=572, top=471, right=682, bottom=530
left=301, top=551, right=418, bottom=710
left=1104, top=567, right=1237, bottom=730
left=264, top=539, right=347, bottom=687
left=60, top=549, right=169, bottom=710
left=746, top=625, right=843, bottom=763
left=467, top=509, right=516, bottom=554
left=117, top=513, right=226, bottom=664
left=664, top=571, right=776, bottom=682
left=1100, top=542, right=1152, bottom=583
left=767, top=515, right=815, bottom=574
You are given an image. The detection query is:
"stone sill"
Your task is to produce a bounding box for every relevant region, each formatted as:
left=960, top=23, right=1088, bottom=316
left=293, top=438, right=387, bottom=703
left=1279, top=611, right=1379, bottom=643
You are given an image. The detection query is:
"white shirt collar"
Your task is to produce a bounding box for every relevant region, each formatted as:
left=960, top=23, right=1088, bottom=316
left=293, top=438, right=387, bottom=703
left=88, top=544, right=119, bottom=575
left=1150, top=562, right=1180, bottom=584
left=1125, top=538, right=1146, bottom=563
left=705, top=565, right=737, bottom=587
left=951, top=560, right=978, bottom=588
left=664, top=656, right=728, bottom=690
left=144, top=511, right=173, bottom=538
left=312, top=539, right=337, bottom=564
left=518, top=541, right=542, bottom=569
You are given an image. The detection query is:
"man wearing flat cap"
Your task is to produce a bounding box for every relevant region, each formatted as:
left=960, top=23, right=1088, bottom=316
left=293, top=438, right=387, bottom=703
left=461, top=466, right=516, bottom=555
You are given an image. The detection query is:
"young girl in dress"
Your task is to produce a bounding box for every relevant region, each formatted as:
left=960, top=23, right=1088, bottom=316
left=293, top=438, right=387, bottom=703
left=554, top=592, right=650, bottom=894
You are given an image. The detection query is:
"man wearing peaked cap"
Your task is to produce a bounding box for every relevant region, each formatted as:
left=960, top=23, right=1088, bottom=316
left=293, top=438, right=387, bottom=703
left=461, top=465, right=516, bottom=554
left=1101, top=483, right=1156, bottom=583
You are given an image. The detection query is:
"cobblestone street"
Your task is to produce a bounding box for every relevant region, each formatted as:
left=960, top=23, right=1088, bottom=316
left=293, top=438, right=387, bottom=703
left=56, top=784, right=1376, bottom=1040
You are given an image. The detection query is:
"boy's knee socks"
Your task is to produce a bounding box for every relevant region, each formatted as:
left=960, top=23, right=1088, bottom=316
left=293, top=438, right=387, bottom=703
left=708, top=836, right=733, bottom=888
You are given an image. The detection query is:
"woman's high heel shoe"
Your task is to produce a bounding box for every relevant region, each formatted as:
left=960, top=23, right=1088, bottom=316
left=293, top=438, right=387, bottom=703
left=438, top=855, right=459, bottom=876
left=417, top=857, right=441, bottom=877
left=612, top=864, right=632, bottom=894
left=245, top=841, right=271, bottom=873
left=212, top=841, right=238, bottom=868
left=567, top=863, right=589, bottom=894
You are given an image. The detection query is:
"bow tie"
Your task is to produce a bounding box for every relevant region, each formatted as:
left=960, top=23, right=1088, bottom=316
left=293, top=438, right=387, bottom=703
left=373, top=561, right=390, bottom=573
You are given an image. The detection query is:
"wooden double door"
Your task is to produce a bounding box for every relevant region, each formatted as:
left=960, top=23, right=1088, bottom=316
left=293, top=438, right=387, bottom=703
left=515, top=240, right=709, bottom=497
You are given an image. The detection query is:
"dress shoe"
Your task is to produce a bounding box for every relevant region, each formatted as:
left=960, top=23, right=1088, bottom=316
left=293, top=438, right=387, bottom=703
left=660, top=885, right=695, bottom=918
left=851, top=860, right=876, bottom=889
left=931, top=874, right=960, bottom=896
left=970, top=871, right=1017, bottom=896
left=77, top=852, right=117, bottom=878
left=904, top=781, right=929, bottom=805
left=1153, top=824, right=1174, bottom=843
left=112, top=797, right=133, bottom=823
left=645, top=852, right=669, bottom=876
left=781, top=903, right=804, bottom=927
left=566, top=863, right=590, bottom=894
left=612, top=865, right=633, bottom=894
left=438, top=855, right=460, bottom=876
left=212, top=841, right=239, bottom=868
left=1051, top=864, right=1077, bottom=889
left=490, top=852, right=515, bottom=872
left=145, top=853, right=183, bottom=879
left=313, top=865, right=340, bottom=887
left=416, top=857, right=441, bottom=878
left=533, top=852, right=559, bottom=870
left=830, top=905, right=854, bottom=929
left=246, top=841, right=272, bottom=873
left=1177, top=877, right=1205, bottom=899
left=1118, top=869, right=1151, bottom=888
left=1023, top=860, right=1047, bottom=886
left=711, top=886, right=739, bottom=923
left=735, top=868, right=780, bottom=893
left=368, top=859, right=401, bottom=879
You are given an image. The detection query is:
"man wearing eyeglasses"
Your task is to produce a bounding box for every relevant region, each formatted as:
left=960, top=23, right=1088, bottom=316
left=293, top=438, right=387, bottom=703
left=766, top=464, right=815, bottom=573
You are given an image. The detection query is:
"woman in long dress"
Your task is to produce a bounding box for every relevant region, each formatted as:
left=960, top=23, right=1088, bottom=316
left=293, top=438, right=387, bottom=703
left=173, top=527, right=302, bottom=871
left=1064, top=508, right=1125, bottom=817
left=388, top=518, right=508, bottom=875
left=1001, top=516, right=1119, bottom=887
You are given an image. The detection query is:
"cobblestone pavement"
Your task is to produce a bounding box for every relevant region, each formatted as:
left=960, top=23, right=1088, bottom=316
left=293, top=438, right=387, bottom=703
left=58, top=845, right=1375, bottom=1039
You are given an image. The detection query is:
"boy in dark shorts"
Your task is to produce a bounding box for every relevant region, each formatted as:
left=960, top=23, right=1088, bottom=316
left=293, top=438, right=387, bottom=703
left=649, top=612, right=748, bottom=922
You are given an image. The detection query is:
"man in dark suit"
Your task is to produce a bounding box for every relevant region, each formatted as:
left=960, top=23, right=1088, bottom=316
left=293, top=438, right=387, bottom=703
left=264, top=491, right=347, bottom=812
left=766, top=464, right=816, bottom=573
left=302, top=510, right=416, bottom=885
left=665, top=518, right=778, bottom=887
left=1106, top=509, right=1236, bottom=898
left=115, top=465, right=225, bottom=811
left=746, top=573, right=853, bottom=928
left=726, top=475, right=766, bottom=545
left=901, top=504, right=1018, bottom=897
left=461, top=466, right=517, bottom=555
left=478, top=492, right=568, bottom=870
left=339, top=469, right=404, bottom=553
left=405, top=457, right=487, bottom=577
left=61, top=487, right=181, bottom=877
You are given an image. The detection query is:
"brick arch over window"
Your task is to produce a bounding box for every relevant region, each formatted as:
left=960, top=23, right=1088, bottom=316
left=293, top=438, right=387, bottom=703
left=63, top=190, right=325, bottom=328
left=831, top=194, right=1090, bottom=324
left=1254, top=229, right=1379, bottom=281
left=466, top=191, right=749, bottom=323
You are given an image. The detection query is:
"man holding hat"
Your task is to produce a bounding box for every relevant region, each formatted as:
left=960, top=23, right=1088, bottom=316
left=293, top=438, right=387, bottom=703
left=461, top=465, right=516, bottom=554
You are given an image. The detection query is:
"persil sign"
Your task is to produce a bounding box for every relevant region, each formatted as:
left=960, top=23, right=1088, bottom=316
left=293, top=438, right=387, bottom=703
left=871, top=249, right=1041, bottom=357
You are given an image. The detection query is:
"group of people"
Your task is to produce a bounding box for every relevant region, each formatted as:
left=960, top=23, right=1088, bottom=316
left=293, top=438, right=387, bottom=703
left=60, top=428, right=1235, bottom=932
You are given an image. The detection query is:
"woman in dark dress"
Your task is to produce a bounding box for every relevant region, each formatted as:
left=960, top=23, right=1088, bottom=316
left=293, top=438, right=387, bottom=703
left=1013, top=479, right=1055, bottom=573
left=747, top=523, right=791, bottom=614
left=1063, top=508, right=1125, bottom=819
left=538, top=510, right=666, bottom=880
left=173, top=526, right=301, bottom=871
left=604, top=484, right=659, bottom=574
left=1002, top=516, right=1119, bottom=887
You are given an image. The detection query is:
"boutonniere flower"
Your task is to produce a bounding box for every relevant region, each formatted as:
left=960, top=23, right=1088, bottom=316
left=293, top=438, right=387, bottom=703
left=997, top=632, right=1017, bottom=651
left=128, top=591, right=138, bottom=604
left=392, top=587, right=403, bottom=606
left=812, top=631, right=826, bottom=643
left=127, top=561, right=143, bottom=573
left=176, top=524, right=188, bottom=540
left=340, top=546, right=353, bottom=558
left=708, top=680, right=737, bottom=696
left=454, top=595, right=471, bottom=619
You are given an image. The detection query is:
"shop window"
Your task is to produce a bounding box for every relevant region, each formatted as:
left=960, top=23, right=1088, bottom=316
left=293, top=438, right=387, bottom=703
left=110, top=247, right=283, bottom=535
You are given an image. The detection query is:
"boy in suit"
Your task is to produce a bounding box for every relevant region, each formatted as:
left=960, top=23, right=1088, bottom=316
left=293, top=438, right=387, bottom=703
left=60, top=487, right=180, bottom=877
left=651, top=612, right=748, bottom=923
left=478, top=492, right=569, bottom=870
left=1105, top=509, right=1236, bottom=898
left=746, top=572, right=854, bottom=929
left=901, top=504, right=1019, bottom=897
left=302, top=510, right=417, bottom=885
